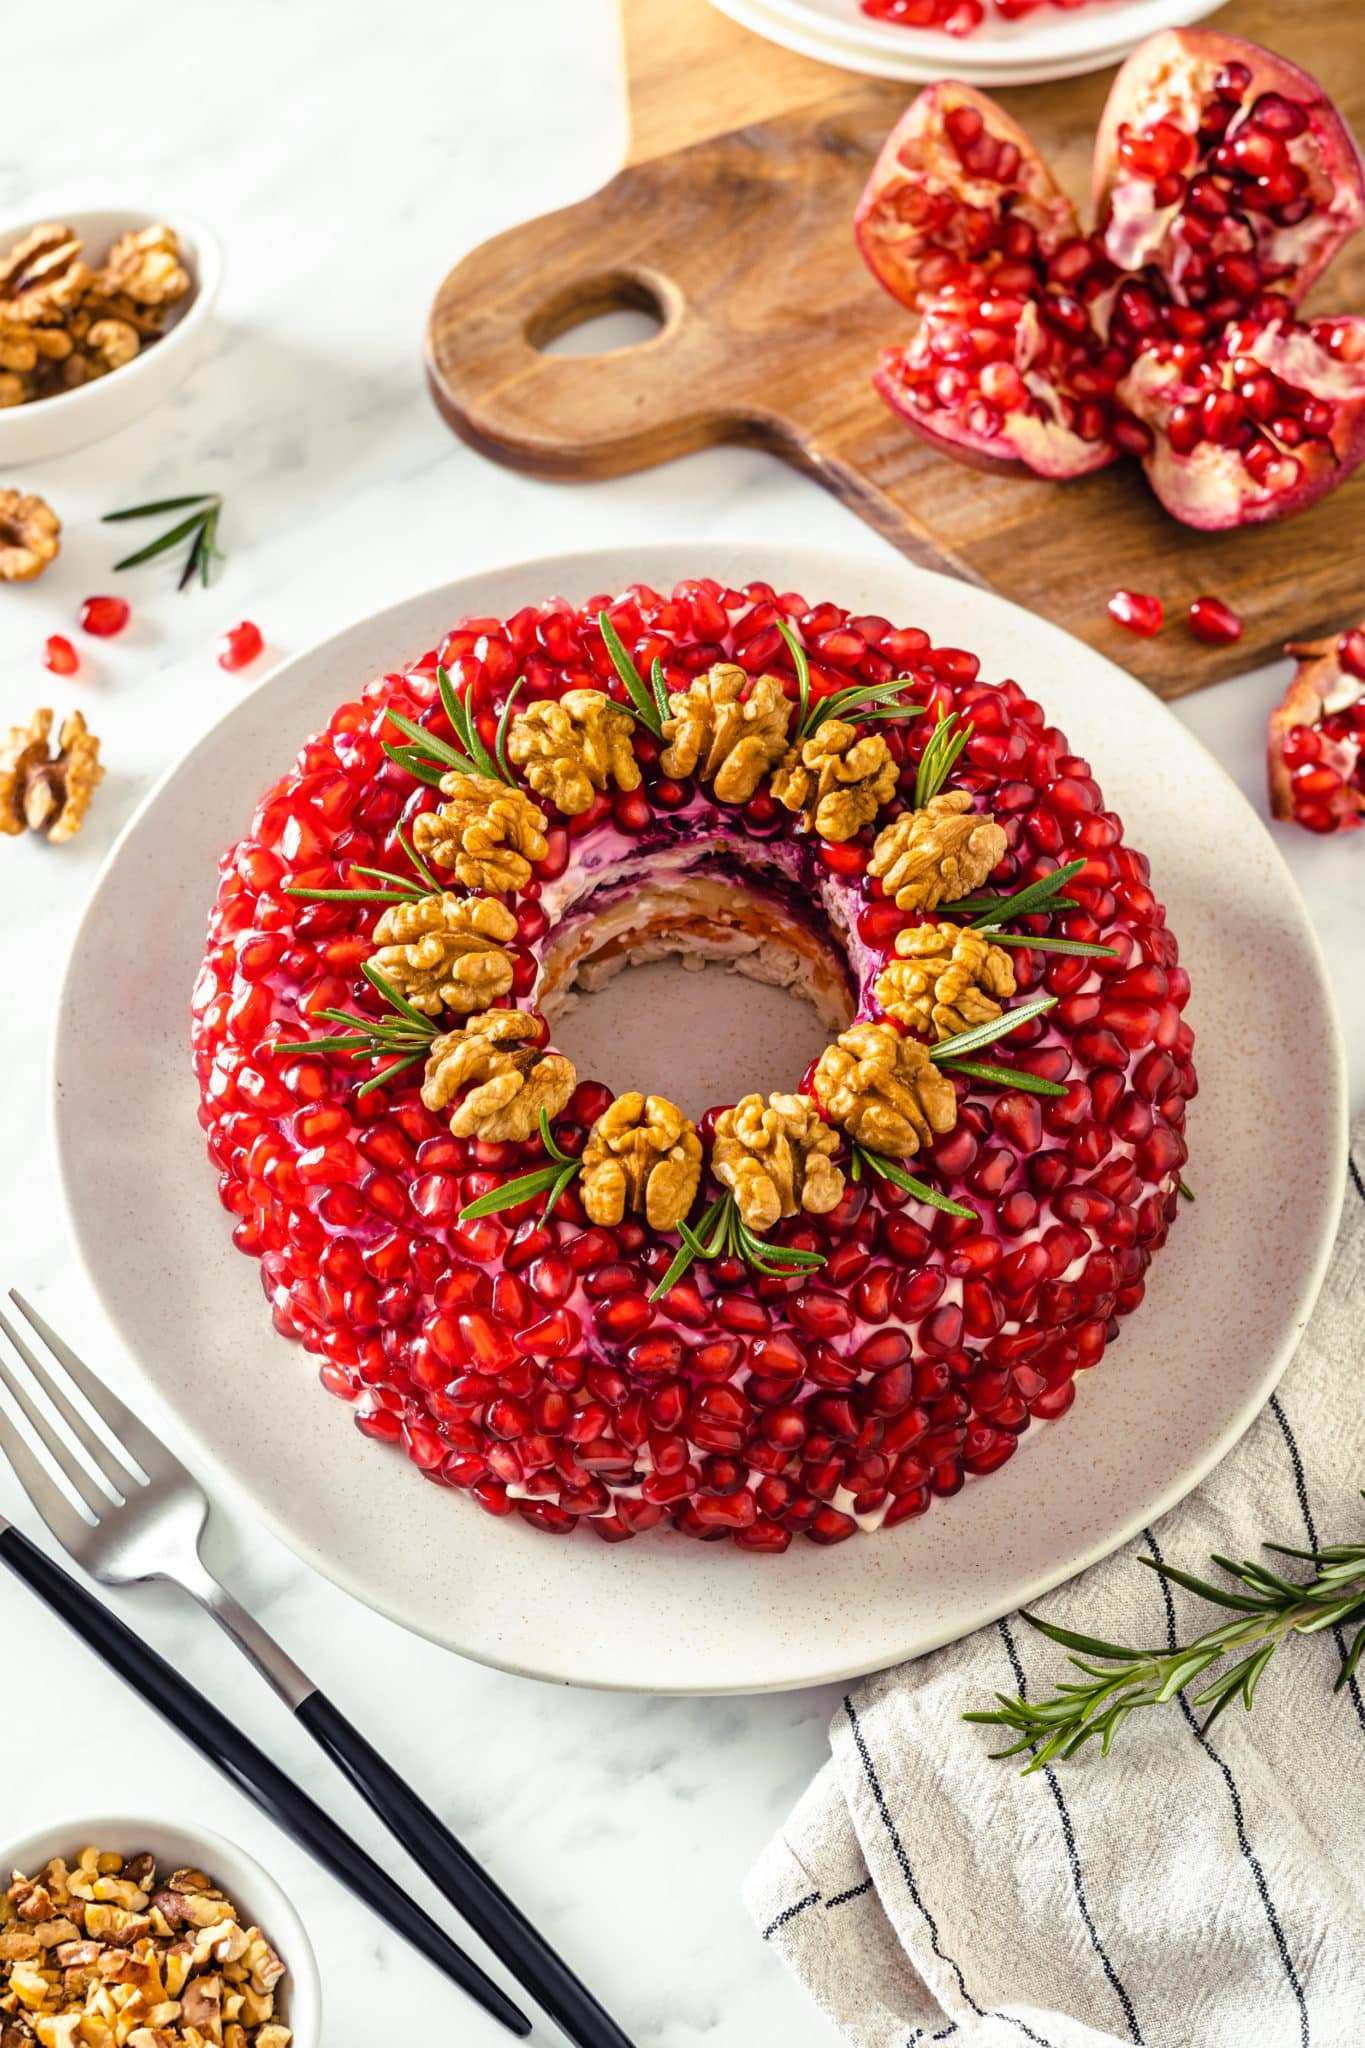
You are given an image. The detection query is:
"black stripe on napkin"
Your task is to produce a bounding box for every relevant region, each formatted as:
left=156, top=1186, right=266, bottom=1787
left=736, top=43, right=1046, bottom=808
left=1142, top=1528, right=1310, bottom=2048
left=1269, top=1393, right=1365, bottom=1737
left=997, top=1619, right=1144, bottom=2045
left=842, top=1695, right=1059, bottom=2048
left=761, top=1893, right=820, bottom=1939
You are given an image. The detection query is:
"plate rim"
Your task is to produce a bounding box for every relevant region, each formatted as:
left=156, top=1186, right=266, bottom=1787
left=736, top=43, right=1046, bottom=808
left=50, top=541, right=1349, bottom=1694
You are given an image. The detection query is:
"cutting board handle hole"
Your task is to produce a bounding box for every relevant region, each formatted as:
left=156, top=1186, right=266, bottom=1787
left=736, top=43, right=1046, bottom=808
left=527, top=270, right=673, bottom=357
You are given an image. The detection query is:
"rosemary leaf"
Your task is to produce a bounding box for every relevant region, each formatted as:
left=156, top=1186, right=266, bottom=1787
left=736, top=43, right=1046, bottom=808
left=102, top=493, right=219, bottom=521
left=853, top=1146, right=976, bottom=1220
left=930, top=995, right=1058, bottom=1065
left=381, top=742, right=448, bottom=790
left=385, top=707, right=475, bottom=775
left=493, top=679, right=525, bottom=784
left=437, top=664, right=500, bottom=780
left=459, top=1163, right=568, bottom=1221
left=598, top=610, right=665, bottom=737
left=112, top=508, right=210, bottom=571
left=985, top=933, right=1116, bottom=959
left=650, top=655, right=672, bottom=725
left=914, top=709, right=973, bottom=809
left=957, top=859, right=1087, bottom=930
left=778, top=619, right=812, bottom=737
left=1180, top=1180, right=1196, bottom=1202
left=939, top=1058, right=1068, bottom=1097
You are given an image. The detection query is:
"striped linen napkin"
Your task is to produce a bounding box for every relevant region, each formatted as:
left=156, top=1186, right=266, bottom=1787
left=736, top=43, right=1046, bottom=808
left=746, top=1113, right=1365, bottom=2048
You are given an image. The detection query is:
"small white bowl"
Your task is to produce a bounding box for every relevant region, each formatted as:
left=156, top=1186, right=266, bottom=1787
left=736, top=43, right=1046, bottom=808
left=0, top=1814, right=321, bottom=2047
left=0, top=207, right=222, bottom=464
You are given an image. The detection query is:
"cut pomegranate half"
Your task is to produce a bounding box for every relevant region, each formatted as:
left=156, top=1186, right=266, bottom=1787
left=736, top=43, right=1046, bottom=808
left=855, top=82, right=1082, bottom=313
left=858, top=30, right=1365, bottom=530
left=1094, top=33, right=1365, bottom=318
left=1268, top=621, right=1365, bottom=833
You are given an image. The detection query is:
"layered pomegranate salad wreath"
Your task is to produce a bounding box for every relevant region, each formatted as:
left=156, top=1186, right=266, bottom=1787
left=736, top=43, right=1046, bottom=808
left=192, top=579, right=1196, bottom=1551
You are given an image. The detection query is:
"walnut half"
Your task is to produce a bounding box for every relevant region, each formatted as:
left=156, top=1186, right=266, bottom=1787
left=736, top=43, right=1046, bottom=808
left=421, top=1009, right=576, bottom=1141
left=580, top=1093, right=702, bottom=1232
left=507, top=689, right=640, bottom=815
left=874, top=922, right=1016, bottom=1042
left=868, top=791, right=1007, bottom=914
left=368, top=893, right=517, bottom=1015
left=771, top=719, right=898, bottom=842
left=711, top=1093, right=845, bottom=1233
left=0, top=489, right=61, bottom=582
left=0, top=709, right=102, bottom=843
left=658, top=665, right=792, bottom=804
left=813, top=1021, right=958, bottom=1159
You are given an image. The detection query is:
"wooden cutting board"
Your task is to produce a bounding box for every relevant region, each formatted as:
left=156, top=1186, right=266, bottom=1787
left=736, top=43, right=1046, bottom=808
left=426, top=0, right=1365, bottom=698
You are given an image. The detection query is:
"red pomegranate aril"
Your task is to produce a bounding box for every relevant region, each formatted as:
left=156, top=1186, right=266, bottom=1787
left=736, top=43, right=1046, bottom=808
left=1188, top=595, right=1244, bottom=645
left=43, top=634, right=79, bottom=676
left=1108, top=588, right=1163, bottom=639
left=80, top=595, right=129, bottom=638
left=219, top=621, right=265, bottom=673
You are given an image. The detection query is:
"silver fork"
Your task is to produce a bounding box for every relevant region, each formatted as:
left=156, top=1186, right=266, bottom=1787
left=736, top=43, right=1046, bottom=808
left=0, top=1289, right=636, bottom=2048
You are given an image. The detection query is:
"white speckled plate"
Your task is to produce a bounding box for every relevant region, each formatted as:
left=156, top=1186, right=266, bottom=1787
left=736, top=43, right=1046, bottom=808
left=53, top=545, right=1346, bottom=1694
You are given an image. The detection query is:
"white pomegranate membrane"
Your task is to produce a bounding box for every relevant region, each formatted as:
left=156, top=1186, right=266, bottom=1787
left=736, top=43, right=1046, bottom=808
left=192, top=578, right=1196, bottom=1552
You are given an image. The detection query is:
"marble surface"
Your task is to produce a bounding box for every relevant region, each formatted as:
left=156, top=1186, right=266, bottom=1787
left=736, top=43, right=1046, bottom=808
left=1, top=3, right=1361, bottom=2044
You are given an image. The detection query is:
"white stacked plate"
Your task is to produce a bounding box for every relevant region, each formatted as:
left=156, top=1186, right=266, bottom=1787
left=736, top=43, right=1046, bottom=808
left=705, top=0, right=1226, bottom=85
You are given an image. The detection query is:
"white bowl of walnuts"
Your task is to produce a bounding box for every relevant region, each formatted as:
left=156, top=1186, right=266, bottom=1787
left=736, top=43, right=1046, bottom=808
left=0, top=1816, right=321, bottom=2047
left=0, top=207, right=222, bottom=464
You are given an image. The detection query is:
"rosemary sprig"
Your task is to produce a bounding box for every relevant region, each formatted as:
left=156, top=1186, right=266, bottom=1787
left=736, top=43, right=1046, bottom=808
left=777, top=619, right=811, bottom=737
left=649, top=1190, right=827, bottom=1302
left=929, top=994, right=1058, bottom=1065
left=598, top=610, right=668, bottom=738
left=284, top=828, right=440, bottom=906
left=967, top=1509, right=1365, bottom=1771
left=939, top=1059, right=1068, bottom=1098
left=273, top=963, right=437, bottom=1096
left=914, top=708, right=974, bottom=809
left=103, top=492, right=224, bottom=590
left=984, top=933, right=1116, bottom=959
left=944, top=859, right=1087, bottom=930
left=459, top=1110, right=582, bottom=1223
left=382, top=669, right=520, bottom=788
left=775, top=618, right=926, bottom=741
left=850, top=1144, right=976, bottom=1219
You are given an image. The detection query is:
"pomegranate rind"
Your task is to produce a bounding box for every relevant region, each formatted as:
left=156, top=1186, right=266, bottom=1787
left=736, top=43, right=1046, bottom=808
left=855, top=81, right=1080, bottom=313
left=1093, top=30, right=1365, bottom=312
left=1268, top=628, right=1365, bottom=828
left=876, top=329, right=1119, bottom=481
left=1119, top=316, right=1365, bottom=530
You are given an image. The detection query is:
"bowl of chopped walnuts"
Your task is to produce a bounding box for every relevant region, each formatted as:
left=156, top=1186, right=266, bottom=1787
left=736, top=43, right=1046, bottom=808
left=0, top=1818, right=320, bottom=2047
left=0, top=208, right=222, bottom=463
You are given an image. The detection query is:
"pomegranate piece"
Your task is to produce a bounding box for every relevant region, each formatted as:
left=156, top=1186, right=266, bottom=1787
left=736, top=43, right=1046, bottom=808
left=218, top=620, right=264, bottom=673
left=1188, top=595, right=1243, bottom=646
left=859, top=30, right=1365, bottom=529
left=1268, top=620, right=1365, bottom=833
left=876, top=288, right=1121, bottom=480
left=859, top=0, right=1112, bottom=37
left=80, top=594, right=129, bottom=637
left=1094, top=33, right=1365, bottom=315
left=1118, top=314, right=1365, bottom=529
left=855, top=83, right=1081, bottom=312
left=43, top=634, right=79, bottom=676
left=1107, top=589, right=1163, bottom=637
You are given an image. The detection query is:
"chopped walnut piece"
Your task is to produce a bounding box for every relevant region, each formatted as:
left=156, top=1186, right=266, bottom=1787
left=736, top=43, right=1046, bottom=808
left=772, top=719, right=898, bottom=841
left=91, top=226, right=189, bottom=309
left=868, top=791, right=1007, bottom=913
left=813, top=1021, right=959, bottom=1159
left=0, top=490, right=61, bottom=582
left=76, top=318, right=141, bottom=380
left=369, top=892, right=516, bottom=1016
left=421, top=1008, right=576, bottom=1141
left=874, top=922, right=1016, bottom=1042
left=711, top=1093, right=845, bottom=1233
left=0, top=322, right=72, bottom=373
left=0, top=226, right=90, bottom=325
left=0, top=709, right=103, bottom=843
left=411, top=772, right=548, bottom=893
left=506, top=689, right=640, bottom=815
left=580, top=1092, right=702, bottom=1231
left=0, top=373, right=28, bottom=408
left=658, top=665, right=792, bottom=803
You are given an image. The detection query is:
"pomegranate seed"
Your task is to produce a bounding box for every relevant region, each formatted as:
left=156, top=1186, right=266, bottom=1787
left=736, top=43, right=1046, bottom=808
left=218, top=620, right=265, bottom=672
left=43, top=634, right=79, bottom=676
left=1107, top=590, right=1163, bottom=637
left=1188, top=596, right=1244, bottom=646
left=80, top=595, right=129, bottom=638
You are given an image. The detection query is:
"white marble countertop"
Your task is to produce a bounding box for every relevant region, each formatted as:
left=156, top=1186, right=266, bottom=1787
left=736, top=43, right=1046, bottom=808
left=1, top=4, right=1361, bottom=2044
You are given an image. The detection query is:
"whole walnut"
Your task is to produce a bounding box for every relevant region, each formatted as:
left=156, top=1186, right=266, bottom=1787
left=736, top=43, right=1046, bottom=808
left=874, top=922, right=1016, bottom=1042
left=412, top=772, right=549, bottom=893
left=0, top=708, right=102, bottom=843
left=659, top=665, right=792, bottom=803
left=368, top=893, right=517, bottom=1016
left=0, top=224, right=90, bottom=325
left=0, top=489, right=61, bottom=581
left=771, top=719, right=898, bottom=841
left=868, top=791, right=1007, bottom=914
left=813, top=1021, right=958, bottom=1159
left=711, top=1093, right=844, bottom=1233
left=421, top=1010, right=576, bottom=1142
left=506, top=690, right=640, bottom=815
left=580, top=1092, right=702, bottom=1232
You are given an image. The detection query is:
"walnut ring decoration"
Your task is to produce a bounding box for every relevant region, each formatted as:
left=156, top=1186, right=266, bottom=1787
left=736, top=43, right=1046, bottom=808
left=874, top=923, right=1016, bottom=1042
left=507, top=689, right=640, bottom=815
left=868, top=791, right=1008, bottom=914
left=580, top=1093, right=703, bottom=1232
left=659, top=664, right=792, bottom=804
left=813, top=1021, right=959, bottom=1159
left=711, top=1093, right=845, bottom=1233
left=772, top=720, right=898, bottom=842
left=367, top=893, right=517, bottom=1016
left=422, top=1009, right=577, bottom=1142
left=412, top=772, right=549, bottom=893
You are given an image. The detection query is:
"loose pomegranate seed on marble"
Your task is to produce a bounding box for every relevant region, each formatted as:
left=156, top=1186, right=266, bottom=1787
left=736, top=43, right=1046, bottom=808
left=218, top=620, right=264, bottom=672
left=43, top=634, right=79, bottom=676
left=194, top=575, right=1196, bottom=1550
left=1188, top=596, right=1244, bottom=646
left=1108, top=590, right=1164, bottom=637
left=80, top=594, right=129, bottom=637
